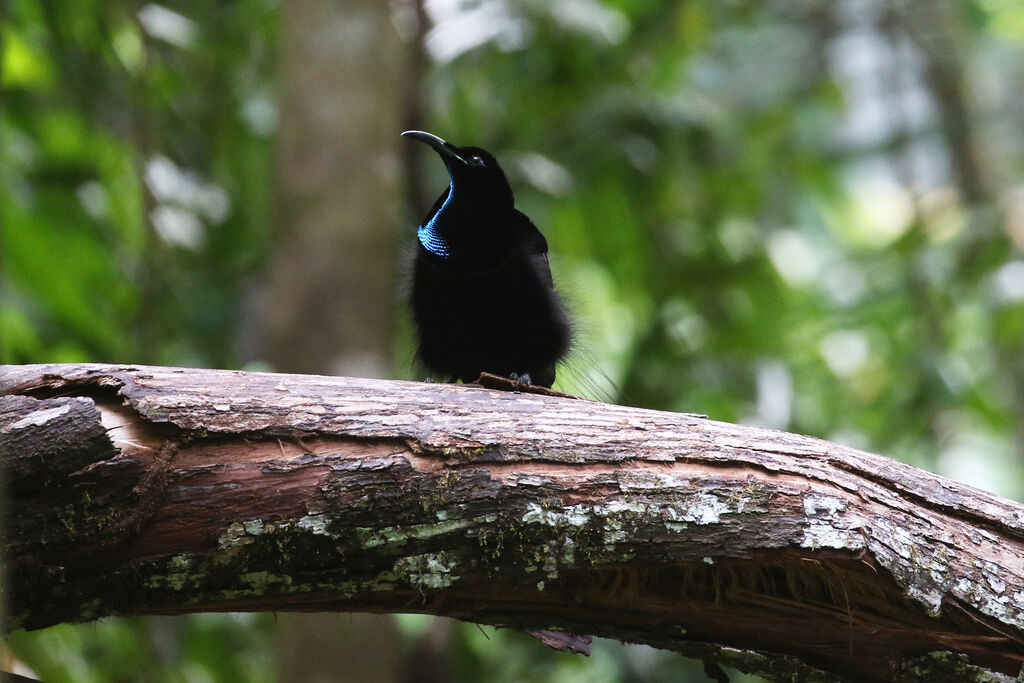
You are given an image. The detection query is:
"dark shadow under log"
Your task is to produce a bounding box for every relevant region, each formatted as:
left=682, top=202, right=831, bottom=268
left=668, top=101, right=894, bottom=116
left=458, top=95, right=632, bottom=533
left=2, top=363, right=1023, bottom=682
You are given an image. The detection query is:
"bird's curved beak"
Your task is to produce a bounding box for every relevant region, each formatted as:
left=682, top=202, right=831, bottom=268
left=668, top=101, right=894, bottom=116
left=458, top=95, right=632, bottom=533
left=401, top=130, right=468, bottom=166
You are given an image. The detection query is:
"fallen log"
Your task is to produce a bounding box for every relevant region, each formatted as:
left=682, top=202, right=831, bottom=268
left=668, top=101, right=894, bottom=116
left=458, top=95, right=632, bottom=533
left=2, top=363, right=1023, bottom=682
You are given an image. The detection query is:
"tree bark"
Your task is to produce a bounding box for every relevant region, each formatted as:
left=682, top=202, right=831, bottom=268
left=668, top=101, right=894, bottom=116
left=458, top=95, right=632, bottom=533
left=2, top=363, right=1023, bottom=682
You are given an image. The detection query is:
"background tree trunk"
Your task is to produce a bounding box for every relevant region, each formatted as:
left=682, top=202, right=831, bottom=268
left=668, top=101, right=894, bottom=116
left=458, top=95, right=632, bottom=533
left=267, top=0, right=403, bottom=378
left=265, top=0, right=412, bottom=678
left=3, top=363, right=1024, bottom=682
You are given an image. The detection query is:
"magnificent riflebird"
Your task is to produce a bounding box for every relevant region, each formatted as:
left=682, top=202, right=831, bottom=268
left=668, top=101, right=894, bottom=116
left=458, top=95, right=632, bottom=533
left=402, top=130, right=570, bottom=388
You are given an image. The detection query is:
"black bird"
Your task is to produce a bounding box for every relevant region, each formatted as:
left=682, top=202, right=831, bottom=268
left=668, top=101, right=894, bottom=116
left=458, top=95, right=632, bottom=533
left=402, top=130, right=570, bottom=388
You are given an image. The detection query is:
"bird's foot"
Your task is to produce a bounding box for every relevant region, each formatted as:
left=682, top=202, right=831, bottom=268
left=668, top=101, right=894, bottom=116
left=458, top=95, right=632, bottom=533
left=474, top=372, right=578, bottom=399
left=509, top=372, right=533, bottom=388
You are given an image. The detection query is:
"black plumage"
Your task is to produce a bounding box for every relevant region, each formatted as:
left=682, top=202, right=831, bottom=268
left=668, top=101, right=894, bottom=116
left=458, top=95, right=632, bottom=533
left=402, top=130, right=570, bottom=388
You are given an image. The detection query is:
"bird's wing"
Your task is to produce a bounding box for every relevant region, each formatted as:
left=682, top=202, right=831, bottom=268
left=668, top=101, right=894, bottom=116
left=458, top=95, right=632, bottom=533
left=513, top=210, right=555, bottom=288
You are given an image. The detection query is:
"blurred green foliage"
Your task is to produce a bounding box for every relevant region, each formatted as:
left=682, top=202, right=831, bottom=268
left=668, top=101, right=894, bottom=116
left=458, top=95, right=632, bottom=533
left=4, top=615, right=275, bottom=683
left=4, top=0, right=1024, bottom=680
left=2, top=0, right=275, bottom=367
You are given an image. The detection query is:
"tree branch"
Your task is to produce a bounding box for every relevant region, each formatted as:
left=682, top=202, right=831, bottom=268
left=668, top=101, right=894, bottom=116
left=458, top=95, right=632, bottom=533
left=2, top=363, right=1023, bottom=682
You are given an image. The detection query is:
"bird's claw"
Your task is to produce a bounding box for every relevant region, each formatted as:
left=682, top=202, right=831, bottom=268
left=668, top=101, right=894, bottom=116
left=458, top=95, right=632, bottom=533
left=509, top=372, right=532, bottom=388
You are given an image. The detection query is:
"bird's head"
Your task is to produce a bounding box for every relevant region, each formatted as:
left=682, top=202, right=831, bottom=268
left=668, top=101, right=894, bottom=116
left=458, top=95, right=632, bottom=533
left=401, top=130, right=514, bottom=213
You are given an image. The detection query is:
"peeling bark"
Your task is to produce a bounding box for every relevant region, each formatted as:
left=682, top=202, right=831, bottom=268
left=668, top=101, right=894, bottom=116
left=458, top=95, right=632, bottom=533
left=2, top=363, right=1023, bottom=682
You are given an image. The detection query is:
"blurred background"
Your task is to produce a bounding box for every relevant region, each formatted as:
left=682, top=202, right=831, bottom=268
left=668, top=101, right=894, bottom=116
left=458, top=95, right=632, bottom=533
left=3, top=0, right=1024, bottom=680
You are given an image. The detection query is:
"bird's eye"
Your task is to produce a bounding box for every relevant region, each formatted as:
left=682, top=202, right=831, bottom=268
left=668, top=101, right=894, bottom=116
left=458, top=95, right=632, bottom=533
left=469, top=155, right=485, bottom=167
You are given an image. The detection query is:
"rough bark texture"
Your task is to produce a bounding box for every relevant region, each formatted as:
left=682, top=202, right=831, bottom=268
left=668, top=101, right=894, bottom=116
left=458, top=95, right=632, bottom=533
left=2, top=363, right=1024, bottom=682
